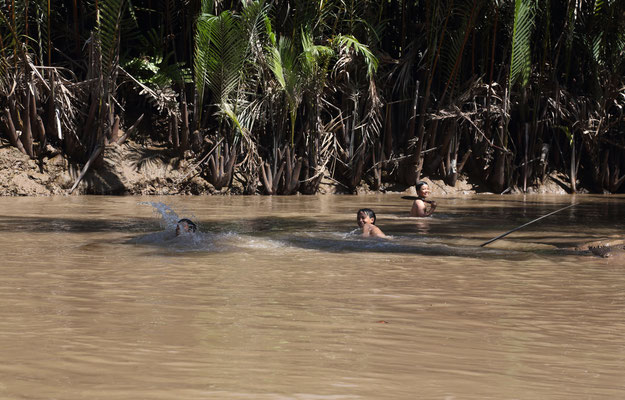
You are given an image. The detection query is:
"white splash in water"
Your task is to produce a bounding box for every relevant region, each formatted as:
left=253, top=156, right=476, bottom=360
left=132, top=202, right=200, bottom=247
left=139, top=201, right=181, bottom=231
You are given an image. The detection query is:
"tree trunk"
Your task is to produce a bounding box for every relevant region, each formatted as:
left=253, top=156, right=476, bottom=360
left=3, top=108, right=27, bottom=154
left=570, top=132, right=577, bottom=193
left=21, top=91, right=35, bottom=158
left=180, top=99, right=190, bottom=155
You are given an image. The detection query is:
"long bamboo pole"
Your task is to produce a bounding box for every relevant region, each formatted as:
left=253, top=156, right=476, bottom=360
left=480, top=203, right=578, bottom=247
left=401, top=195, right=436, bottom=204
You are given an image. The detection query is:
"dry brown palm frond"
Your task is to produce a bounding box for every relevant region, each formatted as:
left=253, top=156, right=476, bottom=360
left=356, top=76, right=384, bottom=146
left=118, top=66, right=180, bottom=118
left=128, top=146, right=172, bottom=172
left=316, top=107, right=343, bottom=181
left=301, top=128, right=334, bottom=185
left=0, top=52, right=89, bottom=157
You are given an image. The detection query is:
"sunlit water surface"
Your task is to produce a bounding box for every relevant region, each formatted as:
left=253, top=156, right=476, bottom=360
left=0, top=194, right=624, bottom=400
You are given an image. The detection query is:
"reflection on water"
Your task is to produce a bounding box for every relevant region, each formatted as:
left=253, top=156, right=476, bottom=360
left=0, top=194, right=624, bottom=400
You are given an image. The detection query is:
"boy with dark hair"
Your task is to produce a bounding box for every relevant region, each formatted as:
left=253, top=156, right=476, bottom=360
left=357, top=208, right=386, bottom=238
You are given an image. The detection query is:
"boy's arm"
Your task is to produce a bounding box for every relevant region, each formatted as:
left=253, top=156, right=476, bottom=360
left=426, top=200, right=437, bottom=216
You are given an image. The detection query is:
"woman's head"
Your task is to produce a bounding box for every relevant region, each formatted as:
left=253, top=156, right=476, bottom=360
left=357, top=208, right=377, bottom=227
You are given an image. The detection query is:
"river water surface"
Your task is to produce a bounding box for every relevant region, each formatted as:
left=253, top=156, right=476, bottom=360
left=0, top=194, right=624, bottom=399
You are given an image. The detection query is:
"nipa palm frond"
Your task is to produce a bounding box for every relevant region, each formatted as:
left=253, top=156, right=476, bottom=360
left=97, top=0, right=126, bottom=77
left=194, top=10, right=213, bottom=119
left=299, top=28, right=333, bottom=81
left=199, top=11, right=246, bottom=106
left=240, top=0, right=271, bottom=61
left=332, top=34, right=377, bottom=78
left=508, top=0, right=535, bottom=89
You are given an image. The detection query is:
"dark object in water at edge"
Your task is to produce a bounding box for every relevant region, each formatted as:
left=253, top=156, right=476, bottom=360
left=588, top=245, right=625, bottom=258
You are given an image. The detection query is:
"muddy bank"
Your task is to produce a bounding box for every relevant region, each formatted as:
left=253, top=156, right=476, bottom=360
left=0, top=140, right=571, bottom=197
left=0, top=141, right=211, bottom=196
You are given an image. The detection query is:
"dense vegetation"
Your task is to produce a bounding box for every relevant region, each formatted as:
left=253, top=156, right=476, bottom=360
left=1, top=0, right=624, bottom=194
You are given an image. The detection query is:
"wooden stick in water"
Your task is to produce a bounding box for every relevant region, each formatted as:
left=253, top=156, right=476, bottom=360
left=401, top=195, right=435, bottom=204
left=480, top=203, right=578, bottom=247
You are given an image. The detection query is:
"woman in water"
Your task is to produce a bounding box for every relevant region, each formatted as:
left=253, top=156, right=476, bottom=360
left=410, top=181, right=437, bottom=217
left=357, top=208, right=386, bottom=238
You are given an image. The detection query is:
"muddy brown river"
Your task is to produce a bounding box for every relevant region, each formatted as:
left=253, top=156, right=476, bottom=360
left=0, top=194, right=623, bottom=399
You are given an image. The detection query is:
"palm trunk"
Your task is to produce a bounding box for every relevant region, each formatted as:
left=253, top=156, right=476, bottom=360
left=21, top=89, right=35, bottom=158
left=3, top=108, right=27, bottom=154
left=570, top=132, right=576, bottom=192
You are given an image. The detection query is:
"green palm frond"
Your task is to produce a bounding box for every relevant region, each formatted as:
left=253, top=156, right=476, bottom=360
left=590, top=0, right=625, bottom=69
left=300, top=28, right=333, bottom=79
left=200, top=0, right=214, bottom=14
left=195, top=10, right=245, bottom=106
left=97, top=0, right=125, bottom=76
left=441, top=0, right=484, bottom=102
left=26, top=0, right=48, bottom=64
left=194, top=10, right=212, bottom=118
left=124, top=26, right=190, bottom=86
left=240, top=0, right=271, bottom=60
left=0, top=0, right=32, bottom=62
left=221, top=102, right=248, bottom=139
left=508, top=0, right=535, bottom=88
left=561, top=0, right=579, bottom=82
left=272, top=36, right=301, bottom=93
left=267, top=36, right=288, bottom=88
left=267, top=35, right=302, bottom=144
left=438, top=26, right=464, bottom=91
left=332, top=34, right=377, bottom=77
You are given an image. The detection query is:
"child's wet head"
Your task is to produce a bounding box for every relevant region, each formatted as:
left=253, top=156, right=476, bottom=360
left=176, top=218, right=197, bottom=235
left=357, top=208, right=376, bottom=227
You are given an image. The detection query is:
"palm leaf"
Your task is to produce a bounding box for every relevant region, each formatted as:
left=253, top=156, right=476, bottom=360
left=508, top=0, right=535, bottom=88
left=240, top=0, right=271, bottom=60
left=97, top=0, right=125, bottom=77
left=437, top=0, right=481, bottom=100
left=300, top=28, right=333, bottom=80
left=195, top=11, right=245, bottom=107
left=267, top=35, right=301, bottom=144
left=0, top=1, right=28, bottom=62
left=194, top=9, right=212, bottom=120
left=332, top=34, right=377, bottom=77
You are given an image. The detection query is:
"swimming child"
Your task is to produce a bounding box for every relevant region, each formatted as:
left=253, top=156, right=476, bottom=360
left=176, top=218, right=197, bottom=236
left=357, top=208, right=386, bottom=238
left=410, top=181, right=437, bottom=217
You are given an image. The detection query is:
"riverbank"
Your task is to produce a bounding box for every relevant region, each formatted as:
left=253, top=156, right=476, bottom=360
left=0, top=140, right=571, bottom=197
left=0, top=140, right=211, bottom=196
